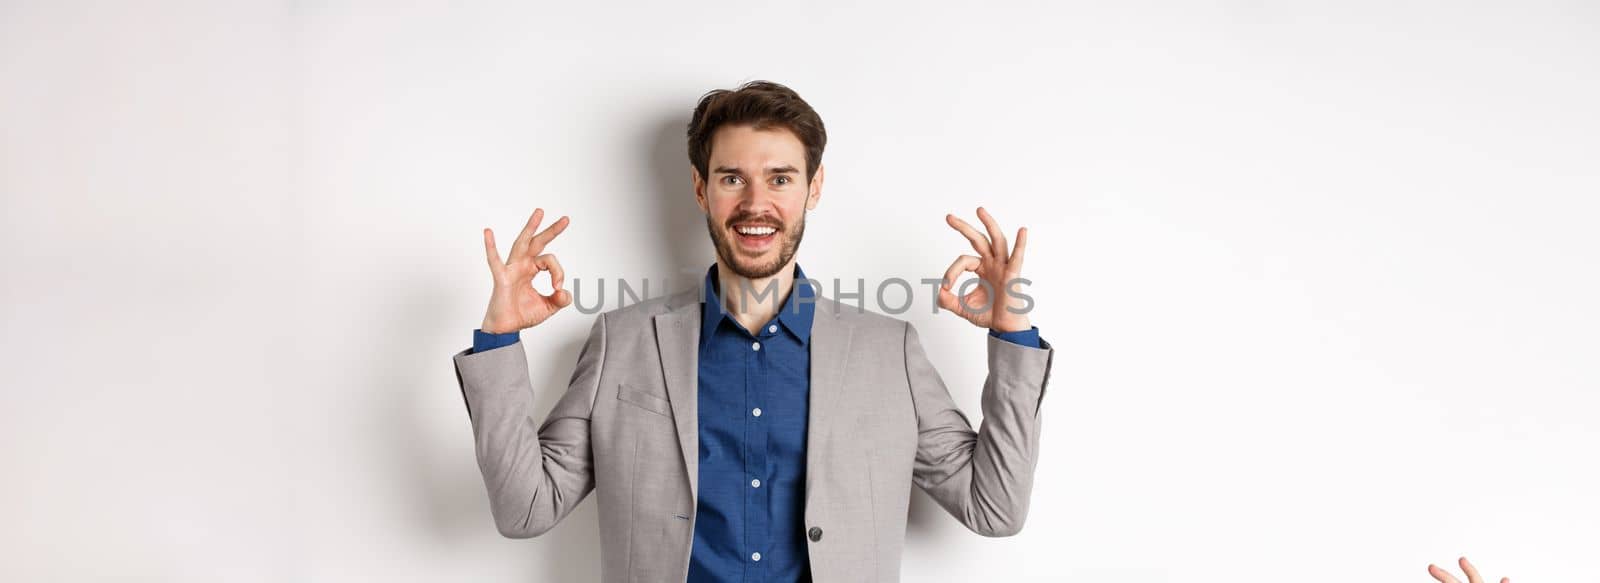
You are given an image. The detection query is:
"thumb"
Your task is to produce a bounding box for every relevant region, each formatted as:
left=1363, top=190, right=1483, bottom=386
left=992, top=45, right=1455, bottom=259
left=937, top=288, right=972, bottom=320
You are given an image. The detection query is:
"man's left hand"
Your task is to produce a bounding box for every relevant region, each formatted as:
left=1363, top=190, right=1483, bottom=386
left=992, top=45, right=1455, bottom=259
left=939, top=207, right=1032, bottom=333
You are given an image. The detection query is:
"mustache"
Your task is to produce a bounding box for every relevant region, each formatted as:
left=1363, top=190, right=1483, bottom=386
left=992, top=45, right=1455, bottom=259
left=725, top=214, right=784, bottom=230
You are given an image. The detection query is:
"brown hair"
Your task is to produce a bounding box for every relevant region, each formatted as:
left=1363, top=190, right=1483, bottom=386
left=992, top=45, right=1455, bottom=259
left=687, top=80, right=827, bottom=183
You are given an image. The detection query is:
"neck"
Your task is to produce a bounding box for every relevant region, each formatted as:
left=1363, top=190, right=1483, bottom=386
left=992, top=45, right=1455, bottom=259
left=716, top=258, right=797, bottom=334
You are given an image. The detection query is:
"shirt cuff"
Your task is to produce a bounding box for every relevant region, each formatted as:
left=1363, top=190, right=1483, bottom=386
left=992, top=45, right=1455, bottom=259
left=472, top=328, right=521, bottom=354
left=989, top=326, right=1041, bottom=349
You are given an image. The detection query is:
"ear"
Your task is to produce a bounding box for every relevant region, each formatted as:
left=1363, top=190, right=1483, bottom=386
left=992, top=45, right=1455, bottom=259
left=805, top=163, right=824, bottom=211
left=692, top=165, right=709, bottom=214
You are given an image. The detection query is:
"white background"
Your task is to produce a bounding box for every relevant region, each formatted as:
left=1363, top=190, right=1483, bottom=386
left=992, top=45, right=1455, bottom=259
left=3, top=1, right=1597, bottom=581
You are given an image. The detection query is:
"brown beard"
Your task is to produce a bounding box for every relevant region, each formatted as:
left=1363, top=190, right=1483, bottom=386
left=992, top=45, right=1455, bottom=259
left=705, top=210, right=806, bottom=279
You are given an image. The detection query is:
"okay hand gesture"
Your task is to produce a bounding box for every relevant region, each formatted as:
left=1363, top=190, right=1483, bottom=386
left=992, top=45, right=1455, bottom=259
left=938, top=207, right=1031, bottom=333
left=480, top=208, right=572, bottom=334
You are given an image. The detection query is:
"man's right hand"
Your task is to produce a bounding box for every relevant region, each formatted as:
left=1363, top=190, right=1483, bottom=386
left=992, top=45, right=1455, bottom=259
left=1429, top=556, right=1509, bottom=583
left=480, top=208, right=572, bottom=334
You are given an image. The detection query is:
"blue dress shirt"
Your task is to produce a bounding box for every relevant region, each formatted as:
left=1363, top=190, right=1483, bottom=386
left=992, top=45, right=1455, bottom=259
left=688, top=263, right=815, bottom=581
left=468, top=264, right=1039, bottom=582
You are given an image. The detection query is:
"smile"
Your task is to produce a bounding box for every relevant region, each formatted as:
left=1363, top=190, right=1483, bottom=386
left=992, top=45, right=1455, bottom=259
left=735, top=225, right=777, bottom=236
left=732, top=223, right=779, bottom=250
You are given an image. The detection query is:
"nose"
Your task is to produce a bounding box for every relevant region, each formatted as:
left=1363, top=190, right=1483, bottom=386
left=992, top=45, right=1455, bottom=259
left=733, top=183, right=778, bottom=214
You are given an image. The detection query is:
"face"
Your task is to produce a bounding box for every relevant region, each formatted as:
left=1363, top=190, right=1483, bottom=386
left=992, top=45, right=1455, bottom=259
left=694, top=124, right=823, bottom=279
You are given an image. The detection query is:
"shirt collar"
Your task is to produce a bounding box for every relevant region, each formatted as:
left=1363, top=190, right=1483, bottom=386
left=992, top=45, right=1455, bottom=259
left=700, top=262, right=816, bottom=346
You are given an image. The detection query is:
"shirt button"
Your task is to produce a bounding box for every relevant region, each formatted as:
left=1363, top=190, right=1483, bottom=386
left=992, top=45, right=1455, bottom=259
left=751, top=341, right=761, bottom=351
left=768, top=324, right=778, bottom=333
left=751, top=552, right=762, bottom=562
left=808, top=526, right=823, bottom=542
left=751, top=407, right=762, bottom=417
left=751, top=478, right=761, bottom=488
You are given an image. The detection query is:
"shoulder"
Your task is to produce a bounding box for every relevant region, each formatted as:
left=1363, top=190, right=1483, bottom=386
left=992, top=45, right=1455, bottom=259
left=594, top=287, right=698, bottom=331
left=812, top=295, right=914, bottom=341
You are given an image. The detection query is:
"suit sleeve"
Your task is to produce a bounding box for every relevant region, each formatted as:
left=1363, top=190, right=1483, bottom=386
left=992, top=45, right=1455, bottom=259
left=904, top=321, right=1054, bottom=537
left=450, top=313, right=607, bottom=538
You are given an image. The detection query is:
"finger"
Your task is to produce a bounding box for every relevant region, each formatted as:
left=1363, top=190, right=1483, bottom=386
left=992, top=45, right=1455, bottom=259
left=483, top=228, right=505, bottom=273
left=937, top=286, right=959, bottom=312
left=937, top=273, right=995, bottom=323
left=508, top=208, right=545, bottom=260
left=946, top=214, right=993, bottom=258
left=936, top=286, right=972, bottom=319
left=942, top=255, right=981, bottom=290
left=1009, top=227, right=1028, bottom=273
left=1500, top=579, right=1509, bottom=583
left=534, top=253, right=565, bottom=293
left=534, top=253, right=570, bottom=307
left=976, top=206, right=1007, bottom=258
left=1459, top=557, right=1483, bottom=583
left=1429, top=564, right=1463, bottom=583
left=530, top=215, right=570, bottom=251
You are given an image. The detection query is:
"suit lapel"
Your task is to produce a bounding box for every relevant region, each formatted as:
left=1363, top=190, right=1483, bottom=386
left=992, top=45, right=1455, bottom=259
left=654, top=293, right=702, bottom=499
left=655, top=292, right=854, bottom=505
left=805, top=300, right=853, bottom=500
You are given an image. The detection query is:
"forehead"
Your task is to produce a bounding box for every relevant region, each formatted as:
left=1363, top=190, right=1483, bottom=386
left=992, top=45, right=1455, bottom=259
left=708, top=124, right=805, bottom=168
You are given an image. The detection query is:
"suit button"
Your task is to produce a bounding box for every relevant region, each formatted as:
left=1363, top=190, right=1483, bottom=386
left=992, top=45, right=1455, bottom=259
left=808, top=526, right=823, bottom=542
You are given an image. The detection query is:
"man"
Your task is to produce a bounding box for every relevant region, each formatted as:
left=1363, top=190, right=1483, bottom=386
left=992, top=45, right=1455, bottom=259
left=450, top=80, right=1055, bottom=582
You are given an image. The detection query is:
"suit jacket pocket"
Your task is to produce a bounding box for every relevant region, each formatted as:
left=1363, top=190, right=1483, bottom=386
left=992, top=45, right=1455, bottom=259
left=617, top=383, right=672, bottom=417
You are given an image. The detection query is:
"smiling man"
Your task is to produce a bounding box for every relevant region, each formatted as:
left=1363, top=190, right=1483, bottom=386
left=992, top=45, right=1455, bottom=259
left=450, top=80, right=1056, bottom=583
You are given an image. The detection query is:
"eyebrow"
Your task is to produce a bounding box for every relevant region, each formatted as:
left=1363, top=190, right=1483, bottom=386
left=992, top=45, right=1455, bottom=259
left=713, top=164, right=800, bottom=175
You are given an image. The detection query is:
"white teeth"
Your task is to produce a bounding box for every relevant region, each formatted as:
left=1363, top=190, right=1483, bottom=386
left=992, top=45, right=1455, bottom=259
left=736, top=225, right=777, bottom=236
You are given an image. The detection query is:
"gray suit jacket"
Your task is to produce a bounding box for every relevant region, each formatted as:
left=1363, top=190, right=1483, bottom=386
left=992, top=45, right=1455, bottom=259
left=450, top=289, right=1056, bottom=582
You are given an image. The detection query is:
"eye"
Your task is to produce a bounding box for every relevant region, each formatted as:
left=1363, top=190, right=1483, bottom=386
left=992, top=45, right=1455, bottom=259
left=773, top=175, right=792, bottom=186
left=721, top=175, right=743, bottom=186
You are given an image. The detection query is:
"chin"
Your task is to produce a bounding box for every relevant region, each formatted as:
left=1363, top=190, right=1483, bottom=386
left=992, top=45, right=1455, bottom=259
left=731, top=256, right=784, bottom=279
